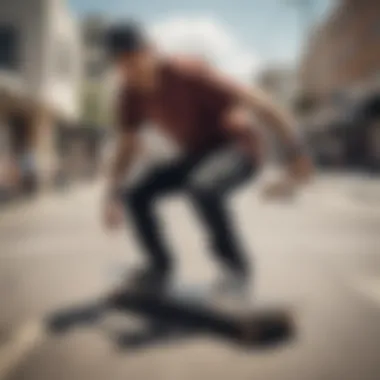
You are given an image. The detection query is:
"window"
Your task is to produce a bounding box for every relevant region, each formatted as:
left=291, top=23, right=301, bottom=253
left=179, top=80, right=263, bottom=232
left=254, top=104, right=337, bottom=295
left=0, top=26, right=19, bottom=70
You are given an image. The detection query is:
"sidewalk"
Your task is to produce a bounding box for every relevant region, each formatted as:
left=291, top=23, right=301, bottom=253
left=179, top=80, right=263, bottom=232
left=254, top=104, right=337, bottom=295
left=0, top=180, right=101, bottom=227
left=316, top=171, right=380, bottom=204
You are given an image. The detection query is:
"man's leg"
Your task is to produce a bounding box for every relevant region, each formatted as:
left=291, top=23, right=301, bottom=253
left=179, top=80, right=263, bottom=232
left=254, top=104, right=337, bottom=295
left=186, top=146, right=256, bottom=279
left=123, top=161, right=187, bottom=279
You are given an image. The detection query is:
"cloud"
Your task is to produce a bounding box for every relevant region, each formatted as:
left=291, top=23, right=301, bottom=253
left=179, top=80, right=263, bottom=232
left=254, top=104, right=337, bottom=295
left=149, top=16, right=261, bottom=83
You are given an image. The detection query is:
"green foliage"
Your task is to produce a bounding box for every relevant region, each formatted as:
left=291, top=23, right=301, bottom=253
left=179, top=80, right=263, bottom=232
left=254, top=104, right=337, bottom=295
left=81, top=82, right=111, bottom=128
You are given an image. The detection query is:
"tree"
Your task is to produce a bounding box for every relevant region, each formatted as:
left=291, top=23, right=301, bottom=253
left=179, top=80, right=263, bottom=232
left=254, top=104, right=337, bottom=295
left=81, top=82, right=112, bottom=128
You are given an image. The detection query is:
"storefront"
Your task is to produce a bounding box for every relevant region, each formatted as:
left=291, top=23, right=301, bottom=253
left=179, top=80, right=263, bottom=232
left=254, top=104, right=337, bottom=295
left=305, top=91, right=380, bottom=172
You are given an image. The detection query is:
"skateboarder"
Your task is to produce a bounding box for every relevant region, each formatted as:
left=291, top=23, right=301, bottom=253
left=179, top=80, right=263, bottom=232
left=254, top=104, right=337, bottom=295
left=102, top=21, right=313, bottom=292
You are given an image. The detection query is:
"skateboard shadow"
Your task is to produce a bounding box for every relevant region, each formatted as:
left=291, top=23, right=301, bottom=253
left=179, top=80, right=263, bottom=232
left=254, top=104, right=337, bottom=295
left=47, top=299, right=295, bottom=352
left=114, top=322, right=200, bottom=351
left=114, top=320, right=295, bottom=351
left=47, top=282, right=296, bottom=351
left=47, top=305, right=201, bottom=350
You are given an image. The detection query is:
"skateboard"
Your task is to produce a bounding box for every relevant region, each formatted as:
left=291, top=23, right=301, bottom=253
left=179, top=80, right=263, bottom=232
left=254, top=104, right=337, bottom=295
left=46, top=281, right=295, bottom=349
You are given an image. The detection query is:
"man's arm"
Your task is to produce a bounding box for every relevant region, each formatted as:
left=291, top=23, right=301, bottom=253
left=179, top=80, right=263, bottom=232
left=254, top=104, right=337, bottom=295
left=103, top=129, right=140, bottom=230
left=106, top=85, right=144, bottom=200
left=239, top=87, right=307, bottom=159
left=106, top=129, right=139, bottom=201
left=103, top=84, right=143, bottom=228
left=241, top=87, right=313, bottom=185
left=193, top=62, right=313, bottom=183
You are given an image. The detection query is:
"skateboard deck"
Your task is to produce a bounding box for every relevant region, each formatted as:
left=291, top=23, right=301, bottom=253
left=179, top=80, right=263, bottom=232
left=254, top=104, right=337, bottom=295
left=47, top=282, right=295, bottom=348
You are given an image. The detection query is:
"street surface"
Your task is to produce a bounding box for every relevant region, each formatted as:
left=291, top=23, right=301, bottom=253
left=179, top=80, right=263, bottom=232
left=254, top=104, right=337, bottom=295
left=0, top=169, right=380, bottom=380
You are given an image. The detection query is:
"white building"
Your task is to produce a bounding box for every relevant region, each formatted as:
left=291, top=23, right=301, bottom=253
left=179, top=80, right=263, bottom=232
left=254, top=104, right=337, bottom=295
left=0, top=0, right=82, bottom=191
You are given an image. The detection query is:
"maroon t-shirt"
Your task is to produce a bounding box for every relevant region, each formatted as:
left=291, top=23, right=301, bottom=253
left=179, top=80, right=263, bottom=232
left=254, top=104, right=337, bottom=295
left=117, top=56, right=244, bottom=153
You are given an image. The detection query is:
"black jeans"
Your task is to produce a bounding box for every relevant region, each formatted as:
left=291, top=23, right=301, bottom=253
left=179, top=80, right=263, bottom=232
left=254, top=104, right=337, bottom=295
left=123, top=144, right=256, bottom=277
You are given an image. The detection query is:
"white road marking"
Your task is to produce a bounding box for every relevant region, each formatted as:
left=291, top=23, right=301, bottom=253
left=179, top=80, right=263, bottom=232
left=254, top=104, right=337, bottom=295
left=0, top=321, right=45, bottom=379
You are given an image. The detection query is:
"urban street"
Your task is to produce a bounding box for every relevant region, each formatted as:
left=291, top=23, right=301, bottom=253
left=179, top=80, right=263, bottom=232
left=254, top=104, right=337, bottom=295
left=0, top=169, right=380, bottom=380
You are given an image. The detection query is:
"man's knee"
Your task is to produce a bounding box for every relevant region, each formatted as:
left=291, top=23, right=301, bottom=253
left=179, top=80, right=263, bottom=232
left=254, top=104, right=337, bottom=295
left=186, top=174, right=220, bottom=201
left=124, top=186, right=152, bottom=211
left=189, top=185, right=215, bottom=202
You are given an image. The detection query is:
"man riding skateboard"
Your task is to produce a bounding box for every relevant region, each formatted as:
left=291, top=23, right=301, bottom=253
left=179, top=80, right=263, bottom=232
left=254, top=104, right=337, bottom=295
left=103, top=21, right=313, bottom=293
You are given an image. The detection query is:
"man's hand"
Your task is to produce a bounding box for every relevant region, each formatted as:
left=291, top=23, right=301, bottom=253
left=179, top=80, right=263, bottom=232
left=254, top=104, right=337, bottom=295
left=103, top=198, right=124, bottom=230
left=262, top=154, right=314, bottom=200
left=262, top=177, right=297, bottom=200
left=287, top=154, right=314, bottom=184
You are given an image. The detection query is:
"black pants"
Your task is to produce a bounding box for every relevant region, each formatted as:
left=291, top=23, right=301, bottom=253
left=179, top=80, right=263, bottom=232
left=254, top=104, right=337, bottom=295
left=123, top=144, right=256, bottom=277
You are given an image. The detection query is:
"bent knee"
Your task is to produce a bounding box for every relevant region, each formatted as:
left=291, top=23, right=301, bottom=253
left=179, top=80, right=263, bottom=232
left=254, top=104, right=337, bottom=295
left=123, top=186, right=151, bottom=208
left=187, top=182, right=219, bottom=202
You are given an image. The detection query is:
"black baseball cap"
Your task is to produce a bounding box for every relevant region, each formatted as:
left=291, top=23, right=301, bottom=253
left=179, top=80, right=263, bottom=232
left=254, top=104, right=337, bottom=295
left=105, top=20, right=148, bottom=60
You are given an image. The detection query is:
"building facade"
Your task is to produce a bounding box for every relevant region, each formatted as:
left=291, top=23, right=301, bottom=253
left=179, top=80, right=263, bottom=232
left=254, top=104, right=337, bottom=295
left=296, top=0, right=380, bottom=170
left=0, top=0, right=81, bottom=198
left=298, top=0, right=380, bottom=112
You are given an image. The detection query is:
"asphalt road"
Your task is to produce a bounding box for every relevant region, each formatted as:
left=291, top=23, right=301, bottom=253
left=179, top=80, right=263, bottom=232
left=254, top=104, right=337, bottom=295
left=0, top=170, right=380, bottom=380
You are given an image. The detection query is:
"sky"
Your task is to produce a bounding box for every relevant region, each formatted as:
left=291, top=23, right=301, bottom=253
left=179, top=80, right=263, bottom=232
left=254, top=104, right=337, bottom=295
left=69, top=0, right=332, bottom=81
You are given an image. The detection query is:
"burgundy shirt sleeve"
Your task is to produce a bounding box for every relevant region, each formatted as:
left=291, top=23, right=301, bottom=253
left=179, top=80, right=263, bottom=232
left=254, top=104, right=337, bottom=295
left=116, top=86, right=144, bottom=132
left=179, top=58, right=258, bottom=143
left=185, top=60, right=241, bottom=113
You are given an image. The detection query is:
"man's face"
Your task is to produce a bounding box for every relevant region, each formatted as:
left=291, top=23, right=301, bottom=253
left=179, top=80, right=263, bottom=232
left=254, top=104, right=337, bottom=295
left=115, top=49, right=154, bottom=89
